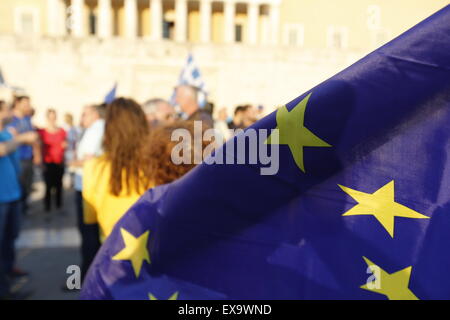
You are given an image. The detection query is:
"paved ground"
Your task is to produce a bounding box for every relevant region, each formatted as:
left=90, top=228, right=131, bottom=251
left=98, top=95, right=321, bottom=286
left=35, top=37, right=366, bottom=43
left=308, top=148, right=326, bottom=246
left=11, top=171, right=81, bottom=300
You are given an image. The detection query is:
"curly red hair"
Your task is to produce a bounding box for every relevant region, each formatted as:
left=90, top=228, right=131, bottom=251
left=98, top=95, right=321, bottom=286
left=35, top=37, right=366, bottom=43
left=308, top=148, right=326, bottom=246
left=145, top=121, right=212, bottom=186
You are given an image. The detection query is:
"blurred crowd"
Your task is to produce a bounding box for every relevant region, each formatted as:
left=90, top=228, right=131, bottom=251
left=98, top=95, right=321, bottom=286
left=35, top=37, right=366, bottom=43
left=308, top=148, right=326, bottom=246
left=0, top=85, right=264, bottom=299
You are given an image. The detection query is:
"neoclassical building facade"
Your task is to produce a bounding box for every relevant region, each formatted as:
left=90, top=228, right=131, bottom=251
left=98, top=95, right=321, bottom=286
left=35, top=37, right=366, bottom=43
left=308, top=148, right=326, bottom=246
left=2, top=0, right=448, bottom=49
left=56, top=0, right=281, bottom=45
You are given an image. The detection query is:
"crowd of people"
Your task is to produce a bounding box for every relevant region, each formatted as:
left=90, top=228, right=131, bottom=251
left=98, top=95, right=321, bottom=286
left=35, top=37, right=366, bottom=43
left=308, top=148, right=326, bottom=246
left=0, top=84, right=263, bottom=299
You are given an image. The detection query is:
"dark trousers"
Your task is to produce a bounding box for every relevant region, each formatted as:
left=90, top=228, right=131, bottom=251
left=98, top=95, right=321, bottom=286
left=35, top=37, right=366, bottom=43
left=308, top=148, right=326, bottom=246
left=75, top=191, right=101, bottom=281
left=0, top=201, right=21, bottom=297
left=19, top=160, right=33, bottom=214
left=43, top=163, right=64, bottom=212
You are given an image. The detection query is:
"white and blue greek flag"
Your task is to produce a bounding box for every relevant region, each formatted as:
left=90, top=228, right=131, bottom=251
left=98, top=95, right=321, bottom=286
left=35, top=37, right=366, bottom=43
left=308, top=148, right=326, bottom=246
left=171, top=53, right=208, bottom=108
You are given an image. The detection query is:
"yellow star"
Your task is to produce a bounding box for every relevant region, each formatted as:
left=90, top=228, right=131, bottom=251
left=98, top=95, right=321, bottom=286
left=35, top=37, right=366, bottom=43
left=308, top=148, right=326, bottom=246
left=338, top=180, right=429, bottom=238
left=148, top=292, right=179, bottom=300
left=361, top=256, right=418, bottom=300
left=265, top=93, right=331, bottom=172
left=112, top=228, right=151, bottom=278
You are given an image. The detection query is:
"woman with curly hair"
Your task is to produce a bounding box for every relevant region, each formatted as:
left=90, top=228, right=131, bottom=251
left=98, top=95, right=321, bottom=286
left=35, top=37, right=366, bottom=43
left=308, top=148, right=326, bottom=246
left=83, top=99, right=211, bottom=242
left=145, top=121, right=211, bottom=187
left=82, top=98, right=153, bottom=241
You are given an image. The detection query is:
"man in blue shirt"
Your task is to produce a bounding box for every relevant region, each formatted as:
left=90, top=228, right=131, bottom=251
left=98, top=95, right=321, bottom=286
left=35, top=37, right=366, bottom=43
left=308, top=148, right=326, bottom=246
left=0, top=100, right=37, bottom=299
left=6, top=96, right=41, bottom=215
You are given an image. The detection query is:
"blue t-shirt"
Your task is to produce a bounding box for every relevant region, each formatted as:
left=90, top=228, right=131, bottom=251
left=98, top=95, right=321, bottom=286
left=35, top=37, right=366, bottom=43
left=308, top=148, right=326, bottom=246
left=6, top=116, right=34, bottom=160
left=0, top=130, right=22, bottom=203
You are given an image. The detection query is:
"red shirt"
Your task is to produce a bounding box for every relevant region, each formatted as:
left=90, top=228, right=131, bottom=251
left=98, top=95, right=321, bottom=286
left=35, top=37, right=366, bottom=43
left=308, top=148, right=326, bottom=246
left=38, top=128, right=67, bottom=164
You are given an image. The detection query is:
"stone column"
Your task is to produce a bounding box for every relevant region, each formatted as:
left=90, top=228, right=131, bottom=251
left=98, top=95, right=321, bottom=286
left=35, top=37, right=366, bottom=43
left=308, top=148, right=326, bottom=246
left=223, top=0, right=235, bottom=43
left=47, top=0, right=58, bottom=36
left=151, top=0, right=163, bottom=40
left=247, top=2, right=259, bottom=45
left=48, top=0, right=67, bottom=36
left=269, top=3, right=280, bottom=45
left=124, top=0, right=138, bottom=38
left=200, top=0, right=212, bottom=43
left=71, top=0, right=84, bottom=37
left=98, top=0, right=112, bottom=38
left=260, top=5, right=270, bottom=45
left=57, top=0, right=67, bottom=35
left=175, top=0, right=188, bottom=42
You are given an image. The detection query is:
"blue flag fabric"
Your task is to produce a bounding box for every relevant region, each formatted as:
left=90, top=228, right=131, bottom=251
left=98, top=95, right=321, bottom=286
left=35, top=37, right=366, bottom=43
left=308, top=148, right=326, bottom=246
left=104, top=83, right=117, bottom=104
left=81, top=6, right=450, bottom=300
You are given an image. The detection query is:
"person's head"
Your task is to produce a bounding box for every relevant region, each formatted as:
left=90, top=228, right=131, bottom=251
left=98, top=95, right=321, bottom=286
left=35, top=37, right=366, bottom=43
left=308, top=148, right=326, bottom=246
left=103, top=98, right=150, bottom=196
left=217, top=108, right=228, bottom=122
left=233, top=105, right=249, bottom=125
left=257, top=105, right=265, bottom=117
left=243, top=104, right=258, bottom=127
left=46, top=108, right=57, bottom=126
left=145, top=121, right=210, bottom=186
left=82, top=103, right=106, bottom=128
left=64, top=113, right=74, bottom=127
left=0, top=100, right=11, bottom=125
left=204, top=101, right=214, bottom=116
left=175, top=85, right=199, bottom=116
left=13, top=96, right=32, bottom=116
left=142, top=98, right=175, bottom=126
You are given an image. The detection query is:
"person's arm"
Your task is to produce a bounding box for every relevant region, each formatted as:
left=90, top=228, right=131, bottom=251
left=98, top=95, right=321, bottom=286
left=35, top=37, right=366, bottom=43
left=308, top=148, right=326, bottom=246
left=69, top=154, right=95, bottom=168
left=0, top=139, right=21, bottom=157
left=6, top=127, right=18, bottom=137
left=32, top=139, right=42, bottom=165
left=0, top=132, right=38, bottom=157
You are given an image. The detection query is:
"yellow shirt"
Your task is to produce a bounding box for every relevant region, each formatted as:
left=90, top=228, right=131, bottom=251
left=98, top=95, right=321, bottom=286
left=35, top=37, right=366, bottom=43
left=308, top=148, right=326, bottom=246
left=82, top=157, right=149, bottom=242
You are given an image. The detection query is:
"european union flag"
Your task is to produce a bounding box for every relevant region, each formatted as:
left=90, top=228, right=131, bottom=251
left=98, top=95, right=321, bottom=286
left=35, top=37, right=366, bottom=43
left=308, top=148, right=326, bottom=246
left=81, top=6, right=450, bottom=300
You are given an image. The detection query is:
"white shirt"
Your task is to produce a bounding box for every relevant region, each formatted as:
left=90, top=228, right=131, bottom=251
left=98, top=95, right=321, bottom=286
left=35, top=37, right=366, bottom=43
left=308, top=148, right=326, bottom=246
left=74, top=119, right=105, bottom=191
